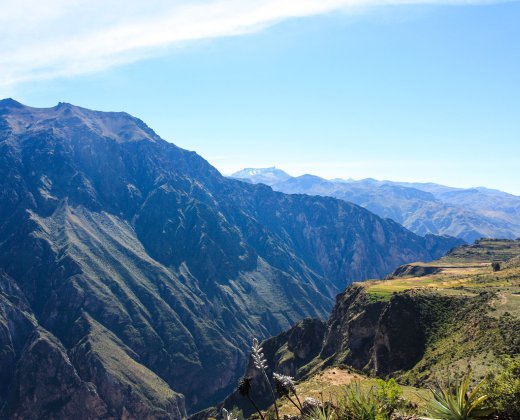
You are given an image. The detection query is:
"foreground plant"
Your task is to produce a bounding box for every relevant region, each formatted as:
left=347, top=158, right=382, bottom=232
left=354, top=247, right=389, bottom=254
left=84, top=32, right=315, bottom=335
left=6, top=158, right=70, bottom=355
left=375, top=378, right=402, bottom=412
left=273, top=372, right=303, bottom=413
left=333, top=378, right=408, bottom=420
left=339, top=382, right=381, bottom=420
left=428, top=373, right=493, bottom=420
left=484, top=356, right=520, bottom=419
left=221, top=407, right=237, bottom=420
left=251, top=338, right=280, bottom=420
left=237, top=376, right=264, bottom=420
left=304, top=404, right=336, bottom=420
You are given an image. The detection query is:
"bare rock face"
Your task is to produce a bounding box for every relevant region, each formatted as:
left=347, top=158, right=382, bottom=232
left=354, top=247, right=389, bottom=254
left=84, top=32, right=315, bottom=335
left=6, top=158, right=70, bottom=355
left=320, top=284, right=385, bottom=369
left=0, top=99, right=462, bottom=417
left=0, top=269, right=185, bottom=420
left=70, top=317, right=187, bottom=420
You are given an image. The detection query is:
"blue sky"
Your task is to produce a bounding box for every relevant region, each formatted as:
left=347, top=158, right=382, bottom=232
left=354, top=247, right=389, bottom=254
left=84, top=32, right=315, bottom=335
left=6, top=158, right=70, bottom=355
left=3, top=1, right=520, bottom=194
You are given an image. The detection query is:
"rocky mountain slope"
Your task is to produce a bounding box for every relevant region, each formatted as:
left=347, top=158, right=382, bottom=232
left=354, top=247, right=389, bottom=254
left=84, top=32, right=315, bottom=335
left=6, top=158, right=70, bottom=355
left=0, top=99, right=461, bottom=418
left=231, top=168, right=520, bottom=243
left=221, top=239, right=520, bottom=417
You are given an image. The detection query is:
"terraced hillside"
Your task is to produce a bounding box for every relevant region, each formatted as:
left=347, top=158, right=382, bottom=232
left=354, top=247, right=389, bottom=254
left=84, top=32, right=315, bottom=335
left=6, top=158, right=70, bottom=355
left=367, top=238, right=520, bottom=303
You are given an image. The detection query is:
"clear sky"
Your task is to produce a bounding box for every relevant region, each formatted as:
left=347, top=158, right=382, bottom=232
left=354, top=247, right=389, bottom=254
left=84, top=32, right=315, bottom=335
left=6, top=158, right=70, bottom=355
left=2, top=1, right=519, bottom=194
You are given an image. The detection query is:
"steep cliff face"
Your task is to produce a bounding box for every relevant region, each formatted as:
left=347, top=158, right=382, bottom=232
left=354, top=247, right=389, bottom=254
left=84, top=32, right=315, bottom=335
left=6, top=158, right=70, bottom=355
left=0, top=99, right=462, bottom=417
left=320, top=284, right=385, bottom=370
left=320, top=286, right=461, bottom=375
left=4, top=329, right=111, bottom=420
left=221, top=285, right=516, bottom=416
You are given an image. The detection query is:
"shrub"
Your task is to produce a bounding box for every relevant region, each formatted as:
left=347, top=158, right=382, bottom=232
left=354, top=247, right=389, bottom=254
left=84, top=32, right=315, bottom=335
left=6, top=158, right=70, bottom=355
left=334, top=379, right=404, bottom=420
left=339, top=382, right=381, bottom=420
left=484, top=356, right=520, bottom=419
left=301, top=379, right=406, bottom=420
left=375, top=378, right=402, bottom=411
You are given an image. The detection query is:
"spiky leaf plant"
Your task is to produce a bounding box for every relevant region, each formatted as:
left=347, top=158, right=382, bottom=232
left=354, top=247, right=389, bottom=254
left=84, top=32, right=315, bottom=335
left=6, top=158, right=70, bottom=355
left=304, top=404, right=336, bottom=420
left=339, top=382, right=383, bottom=420
left=428, top=373, right=493, bottom=420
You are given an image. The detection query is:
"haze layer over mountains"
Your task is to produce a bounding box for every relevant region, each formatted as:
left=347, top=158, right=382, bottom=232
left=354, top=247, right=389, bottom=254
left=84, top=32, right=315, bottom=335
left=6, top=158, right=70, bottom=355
left=232, top=167, right=520, bottom=243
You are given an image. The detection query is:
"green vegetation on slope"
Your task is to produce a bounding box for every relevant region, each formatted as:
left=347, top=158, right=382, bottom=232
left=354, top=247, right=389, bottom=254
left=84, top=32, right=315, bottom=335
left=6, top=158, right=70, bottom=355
left=366, top=239, right=520, bottom=301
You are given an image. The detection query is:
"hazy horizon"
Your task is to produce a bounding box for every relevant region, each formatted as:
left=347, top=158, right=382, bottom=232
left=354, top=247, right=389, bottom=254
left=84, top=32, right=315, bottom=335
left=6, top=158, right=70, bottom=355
left=224, top=165, right=520, bottom=196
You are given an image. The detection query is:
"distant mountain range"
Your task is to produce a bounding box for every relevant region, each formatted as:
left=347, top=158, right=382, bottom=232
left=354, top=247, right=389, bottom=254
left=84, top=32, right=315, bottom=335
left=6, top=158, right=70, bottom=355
left=231, top=167, right=520, bottom=243
left=0, top=99, right=461, bottom=418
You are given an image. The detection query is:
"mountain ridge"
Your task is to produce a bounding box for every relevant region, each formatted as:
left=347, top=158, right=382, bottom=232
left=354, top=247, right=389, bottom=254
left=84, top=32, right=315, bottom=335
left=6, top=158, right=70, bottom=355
left=231, top=167, right=520, bottom=243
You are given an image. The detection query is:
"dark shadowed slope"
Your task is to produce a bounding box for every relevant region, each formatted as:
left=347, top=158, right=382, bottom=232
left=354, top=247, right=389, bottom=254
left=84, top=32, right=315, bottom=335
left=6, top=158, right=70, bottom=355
left=0, top=99, right=461, bottom=418
left=231, top=168, right=520, bottom=243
